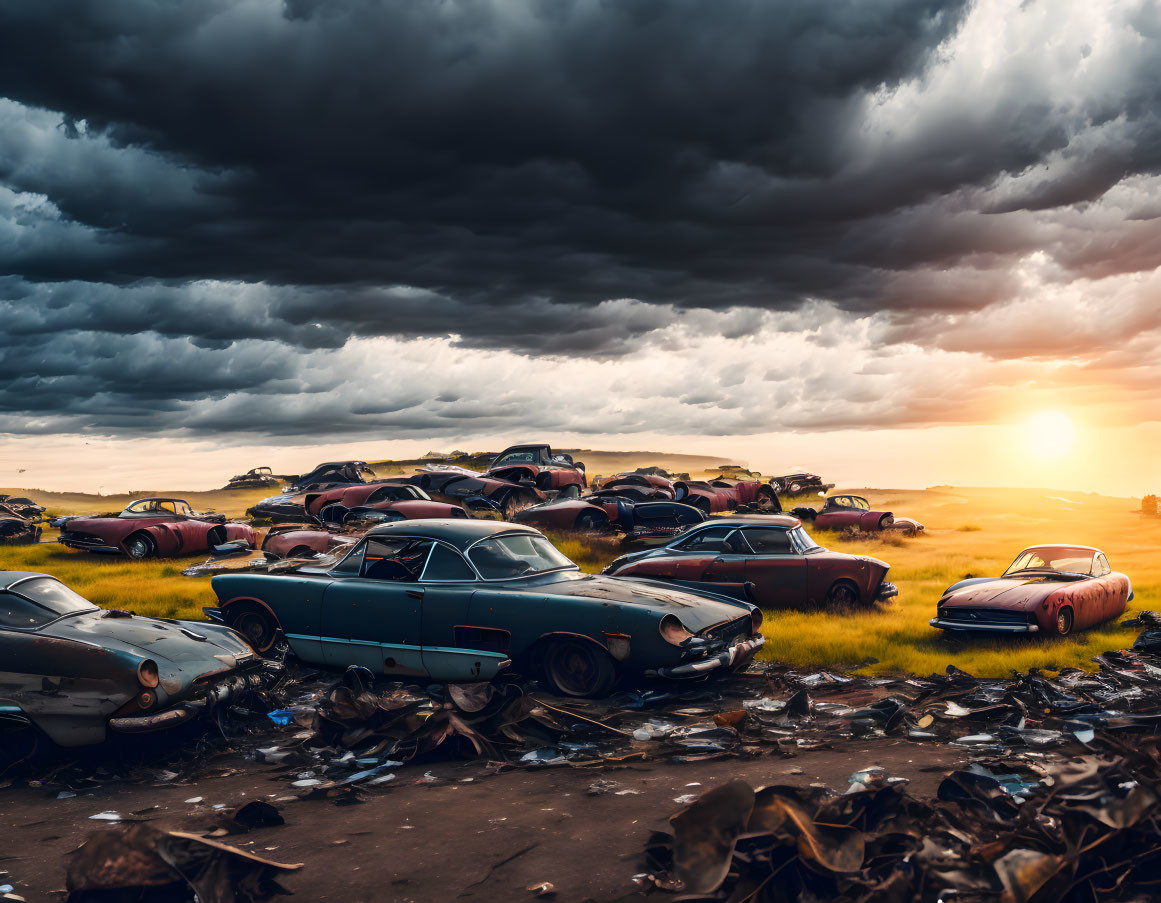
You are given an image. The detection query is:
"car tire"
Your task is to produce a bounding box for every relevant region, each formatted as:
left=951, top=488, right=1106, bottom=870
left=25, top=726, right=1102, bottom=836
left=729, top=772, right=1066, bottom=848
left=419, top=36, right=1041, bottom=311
left=0, top=721, right=42, bottom=770
left=574, top=511, right=602, bottom=531
left=559, top=484, right=581, bottom=499
left=227, top=603, right=282, bottom=654
left=1055, top=606, right=1074, bottom=636
left=825, top=580, right=861, bottom=609
left=541, top=638, right=617, bottom=698
left=124, top=532, right=156, bottom=560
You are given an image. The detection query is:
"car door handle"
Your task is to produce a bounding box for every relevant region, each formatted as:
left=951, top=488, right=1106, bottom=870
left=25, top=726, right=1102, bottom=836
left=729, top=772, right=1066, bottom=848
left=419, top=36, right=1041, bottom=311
left=406, top=590, right=423, bottom=599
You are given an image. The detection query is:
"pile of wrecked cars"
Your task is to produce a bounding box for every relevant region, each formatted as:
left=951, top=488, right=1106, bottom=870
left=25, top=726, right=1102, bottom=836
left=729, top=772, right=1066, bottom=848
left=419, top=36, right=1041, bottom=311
left=0, top=494, right=45, bottom=545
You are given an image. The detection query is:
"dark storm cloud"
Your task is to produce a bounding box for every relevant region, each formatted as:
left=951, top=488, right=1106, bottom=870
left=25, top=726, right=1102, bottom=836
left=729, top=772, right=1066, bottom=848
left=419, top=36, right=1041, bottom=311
left=3, top=0, right=1161, bottom=439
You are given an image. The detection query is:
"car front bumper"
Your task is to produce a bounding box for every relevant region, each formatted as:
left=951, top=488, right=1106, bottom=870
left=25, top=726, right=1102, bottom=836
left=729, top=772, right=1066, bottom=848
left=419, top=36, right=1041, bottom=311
left=57, top=535, right=122, bottom=553
left=876, top=581, right=899, bottom=601
left=648, top=634, right=766, bottom=679
left=929, top=617, right=1039, bottom=633
left=107, top=668, right=273, bottom=734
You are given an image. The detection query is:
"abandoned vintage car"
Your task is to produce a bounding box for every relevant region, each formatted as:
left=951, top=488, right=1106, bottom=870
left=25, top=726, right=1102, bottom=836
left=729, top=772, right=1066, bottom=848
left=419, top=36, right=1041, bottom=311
left=603, top=515, right=898, bottom=608
left=0, top=497, right=43, bottom=545
left=513, top=499, right=612, bottom=532
left=0, top=571, right=271, bottom=748
left=486, top=444, right=587, bottom=496
left=590, top=473, right=677, bottom=501
left=56, top=498, right=256, bottom=559
left=247, top=461, right=378, bottom=521
left=408, top=471, right=546, bottom=519
left=930, top=545, right=1133, bottom=636
left=304, top=482, right=464, bottom=524
left=795, top=495, right=924, bottom=535
left=768, top=472, right=835, bottom=494
left=206, top=520, right=764, bottom=698
left=672, top=479, right=781, bottom=514
left=223, top=466, right=281, bottom=490
left=261, top=523, right=360, bottom=560
left=514, top=497, right=707, bottom=541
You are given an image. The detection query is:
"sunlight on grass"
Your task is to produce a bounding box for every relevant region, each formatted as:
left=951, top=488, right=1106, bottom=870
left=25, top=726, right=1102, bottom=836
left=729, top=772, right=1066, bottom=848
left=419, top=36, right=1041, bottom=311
left=2, top=485, right=1158, bottom=677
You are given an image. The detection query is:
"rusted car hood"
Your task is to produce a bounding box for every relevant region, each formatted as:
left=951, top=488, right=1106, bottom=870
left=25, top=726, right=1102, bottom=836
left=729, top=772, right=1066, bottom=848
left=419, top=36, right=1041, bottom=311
left=43, top=611, right=257, bottom=678
left=941, top=577, right=1064, bottom=611
left=510, top=572, right=749, bottom=629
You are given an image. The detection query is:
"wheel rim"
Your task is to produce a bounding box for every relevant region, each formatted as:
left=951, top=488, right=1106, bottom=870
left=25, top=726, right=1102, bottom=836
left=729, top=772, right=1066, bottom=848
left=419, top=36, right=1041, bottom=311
left=547, top=644, right=600, bottom=696
left=126, top=536, right=151, bottom=558
left=830, top=584, right=857, bottom=606
left=1057, top=609, right=1072, bottom=634
left=235, top=611, right=275, bottom=652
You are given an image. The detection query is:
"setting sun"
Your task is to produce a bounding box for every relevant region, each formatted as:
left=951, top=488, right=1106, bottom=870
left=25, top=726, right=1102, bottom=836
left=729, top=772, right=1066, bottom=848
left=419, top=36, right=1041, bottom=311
left=1024, top=411, right=1076, bottom=460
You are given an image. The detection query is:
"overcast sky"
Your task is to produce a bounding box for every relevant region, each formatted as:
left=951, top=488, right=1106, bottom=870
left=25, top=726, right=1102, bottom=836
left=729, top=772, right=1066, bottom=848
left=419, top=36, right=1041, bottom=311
left=2, top=0, right=1160, bottom=494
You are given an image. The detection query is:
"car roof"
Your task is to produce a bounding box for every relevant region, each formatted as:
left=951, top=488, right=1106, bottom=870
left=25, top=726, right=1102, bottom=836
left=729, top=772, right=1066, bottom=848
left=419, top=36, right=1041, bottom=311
left=693, top=515, right=801, bottom=529
left=127, top=497, right=188, bottom=504
left=1021, top=543, right=1102, bottom=554
left=364, top=518, right=540, bottom=548
left=0, top=571, right=54, bottom=591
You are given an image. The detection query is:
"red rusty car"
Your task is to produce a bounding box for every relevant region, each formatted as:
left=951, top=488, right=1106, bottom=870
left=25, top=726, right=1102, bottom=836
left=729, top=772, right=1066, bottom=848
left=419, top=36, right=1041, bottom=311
left=486, top=444, right=587, bottom=497
left=603, top=515, right=897, bottom=608
left=513, top=499, right=611, bottom=532
left=930, top=545, right=1133, bottom=636
left=261, top=524, right=360, bottom=559
left=57, top=498, right=256, bottom=559
left=797, top=495, right=924, bottom=535
left=672, top=479, right=780, bottom=514
left=304, top=481, right=465, bottom=523
left=591, top=473, right=677, bottom=501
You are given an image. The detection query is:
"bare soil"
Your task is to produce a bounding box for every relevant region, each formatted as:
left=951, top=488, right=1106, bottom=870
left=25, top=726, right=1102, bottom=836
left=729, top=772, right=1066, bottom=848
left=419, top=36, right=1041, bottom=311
left=0, top=738, right=965, bottom=902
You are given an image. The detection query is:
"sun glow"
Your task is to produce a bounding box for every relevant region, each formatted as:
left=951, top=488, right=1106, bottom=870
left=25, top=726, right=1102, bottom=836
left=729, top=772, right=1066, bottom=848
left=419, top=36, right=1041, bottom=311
left=1023, top=411, right=1076, bottom=460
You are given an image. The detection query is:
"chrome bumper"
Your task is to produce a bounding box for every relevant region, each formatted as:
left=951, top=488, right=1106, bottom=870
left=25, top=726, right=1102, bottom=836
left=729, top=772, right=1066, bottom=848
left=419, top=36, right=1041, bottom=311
left=876, top=581, right=899, bottom=600
left=649, top=635, right=766, bottom=679
left=929, top=618, right=1039, bottom=633
left=58, top=536, right=121, bottom=554
left=108, top=670, right=268, bottom=734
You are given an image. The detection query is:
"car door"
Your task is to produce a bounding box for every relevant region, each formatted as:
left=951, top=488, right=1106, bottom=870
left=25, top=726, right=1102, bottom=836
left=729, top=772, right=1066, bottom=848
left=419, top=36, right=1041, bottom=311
left=415, top=543, right=511, bottom=681
left=319, top=536, right=432, bottom=677
left=738, top=527, right=807, bottom=607
left=702, top=529, right=751, bottom=585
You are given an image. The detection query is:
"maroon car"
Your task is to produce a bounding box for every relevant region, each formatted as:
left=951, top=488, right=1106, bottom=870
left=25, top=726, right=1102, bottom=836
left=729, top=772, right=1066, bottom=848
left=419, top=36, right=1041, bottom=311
left=486, top=444, right=587, bottom=496
left=672, top=479, right=780, bottom=514
left=57, top=498, right=256, bottom=559
left=305, top=481, right=465, bottom=523
left=796, top=495, right=923, bottom=535
left=603, top=515, right=897, bottom=608
left=513, top=499, right=612, bottom=532
left=261, top=524, right=359, bottom=559
left=591, top=473, right=677, bottom=501
left=930, top=545, right=1133, bottom=636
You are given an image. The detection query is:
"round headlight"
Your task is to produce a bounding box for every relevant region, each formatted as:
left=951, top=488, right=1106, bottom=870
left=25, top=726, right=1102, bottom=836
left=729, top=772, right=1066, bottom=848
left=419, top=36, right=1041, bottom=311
left=138, top=659, right=160, bottom=688
left=137, top=690, right=155, bottom=709
left=751, top=608, right=763, bottom=635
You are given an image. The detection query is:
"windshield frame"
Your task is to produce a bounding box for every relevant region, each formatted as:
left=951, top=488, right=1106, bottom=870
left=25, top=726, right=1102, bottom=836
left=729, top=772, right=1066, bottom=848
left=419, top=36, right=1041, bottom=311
left=1002, top=546, right=1097, bottom=578
left=465, top=531, right=578, bottom=582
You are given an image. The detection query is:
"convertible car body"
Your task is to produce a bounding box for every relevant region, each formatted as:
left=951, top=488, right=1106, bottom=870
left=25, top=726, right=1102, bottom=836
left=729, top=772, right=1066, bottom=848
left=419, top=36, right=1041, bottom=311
left=768, top=472, right=835, bottom=494
left=930, top=545, right=1133, bottom=636
left=591, top=473, right=677, bottom=501
left=513, top=499, right=612, bottom=532
left=799, top=495, right=923, bottom=535
left=0, top=571, right=270, bottom=747
left=603, top=516, right=897, bottom=608
left=57, top=498, right=256, bottom=559
left=261, top=524, right=360, bottom=560
left=672, top=479, right=781, bottom=514
left=486, top=444, right=587, bottom=496
left=207, top=520, right=764, bottom=697
left=304, top=481, right=466, bottom=525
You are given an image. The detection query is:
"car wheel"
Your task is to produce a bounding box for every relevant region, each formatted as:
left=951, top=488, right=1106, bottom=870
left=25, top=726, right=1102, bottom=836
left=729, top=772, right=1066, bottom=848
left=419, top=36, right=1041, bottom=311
left=124, top=532, right=156, bottom=559
left=1055, top=606, right=1073, bottom=636
left=790, top=482, right=802, bottom=492
left=0, top=722, right=41, bottom=770
left=559, top=484, right=581, bottom=499
left=825, top=580, right=861, bottom=608
left=541, top=638, right=617, bottom=698
left=574, top=511, right=602, bottom=531
left=286, top=545, right=314, bottom=559
left=228, top=603, right=281, bottom=654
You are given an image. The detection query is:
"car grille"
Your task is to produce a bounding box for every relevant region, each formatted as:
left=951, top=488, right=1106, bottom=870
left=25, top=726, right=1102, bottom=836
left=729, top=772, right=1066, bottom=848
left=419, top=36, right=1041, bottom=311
left=705, top=614, right=753, bottom=644
left=938, top=608, right=1031, bottom=625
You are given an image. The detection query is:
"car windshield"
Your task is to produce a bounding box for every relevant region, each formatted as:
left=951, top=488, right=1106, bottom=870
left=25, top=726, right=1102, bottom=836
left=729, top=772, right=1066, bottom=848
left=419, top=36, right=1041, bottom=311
left=0, top=577, right=97, bottom=628
left=468, top=533, right=575, bottom=579
left=1003, top=547, right=1096, bottom=577
left=495, top=451, right=539, bottom=466
left=790, top=526, right=823, bottom=553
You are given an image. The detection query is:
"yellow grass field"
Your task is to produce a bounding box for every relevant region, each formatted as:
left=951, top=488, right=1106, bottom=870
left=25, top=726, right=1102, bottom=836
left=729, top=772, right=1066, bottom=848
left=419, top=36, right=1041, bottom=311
left=1, top=483, right=1157, bottom=677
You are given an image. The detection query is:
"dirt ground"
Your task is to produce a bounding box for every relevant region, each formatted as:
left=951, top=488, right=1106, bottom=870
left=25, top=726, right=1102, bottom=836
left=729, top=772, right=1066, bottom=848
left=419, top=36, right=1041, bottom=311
left=0, top=737, right=967, bottom=902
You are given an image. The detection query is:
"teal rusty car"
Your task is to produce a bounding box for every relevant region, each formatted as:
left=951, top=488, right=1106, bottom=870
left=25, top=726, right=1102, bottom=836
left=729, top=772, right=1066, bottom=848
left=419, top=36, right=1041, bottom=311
left=1, top=571, right=270, bottom=749
left=207, top=519, right=765, bottom=697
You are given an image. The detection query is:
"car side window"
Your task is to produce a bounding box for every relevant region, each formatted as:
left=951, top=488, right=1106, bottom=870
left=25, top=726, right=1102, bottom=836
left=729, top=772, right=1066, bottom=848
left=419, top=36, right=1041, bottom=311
left=741, top=528, right=794, bottom=554
left=677, top=527, right=746, bottom=553
left=0, top=591, right=56, bottom=628
left=422, top=543, right=476, bottom=582
left=1094, top=554, right=1111, bottom=577
left=361, top=538, right=434, bottom=582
